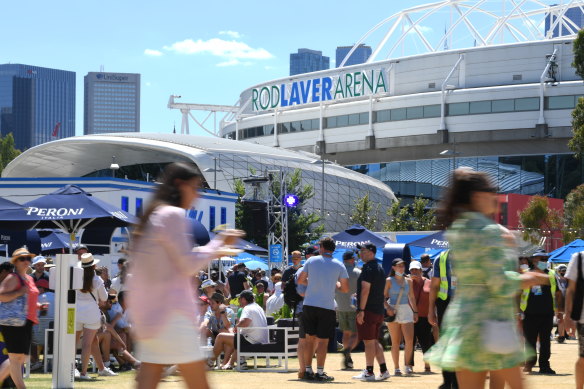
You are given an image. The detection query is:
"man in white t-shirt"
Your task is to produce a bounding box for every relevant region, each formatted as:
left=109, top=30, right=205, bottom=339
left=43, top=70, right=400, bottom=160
left=565, top=251, right=584, bottom=389
left=208, top=290, right=268, bottom=369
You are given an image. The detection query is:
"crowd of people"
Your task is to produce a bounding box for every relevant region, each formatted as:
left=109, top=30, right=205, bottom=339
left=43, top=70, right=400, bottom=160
left=0, top=163, right=582, bottom=389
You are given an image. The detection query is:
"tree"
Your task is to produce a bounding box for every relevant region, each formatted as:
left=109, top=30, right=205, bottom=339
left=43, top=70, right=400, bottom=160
left=0, top=133, right=21, bottom=174
left=518, top=196, right=562, bottom=245
left=349, top=193, right=381, bottom=230
left=383, top=196, right=436, bottom=231
left=410, top=196, right=437, bottom=231
left=234, top=169, right=324, bottom=251
left=563, top=184, right=584, bottom=242
left=570, top=30, right=584, bottom=158
left=270, top=169, right=324, bottom=251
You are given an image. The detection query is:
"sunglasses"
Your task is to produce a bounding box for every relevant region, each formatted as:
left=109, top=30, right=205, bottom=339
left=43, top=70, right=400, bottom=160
left=17, top=256, right=32, bottom=262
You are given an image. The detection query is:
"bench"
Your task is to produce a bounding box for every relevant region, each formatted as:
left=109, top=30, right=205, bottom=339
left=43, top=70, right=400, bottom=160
left=236, top=327, right=289, bottom=372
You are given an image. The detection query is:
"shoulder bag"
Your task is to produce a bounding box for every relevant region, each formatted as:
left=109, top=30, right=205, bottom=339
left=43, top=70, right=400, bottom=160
left=385, top=279, right=405, bottom=322
left=0, top=274, right=28, bottom=327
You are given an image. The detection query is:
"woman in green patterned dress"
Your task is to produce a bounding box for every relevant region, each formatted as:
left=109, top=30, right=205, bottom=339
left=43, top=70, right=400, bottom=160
left=425, top=169, right=549, bottom=389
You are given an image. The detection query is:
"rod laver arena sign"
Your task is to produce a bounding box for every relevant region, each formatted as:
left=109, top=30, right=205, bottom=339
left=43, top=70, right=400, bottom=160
left=252, top=68, right=388, bottom=112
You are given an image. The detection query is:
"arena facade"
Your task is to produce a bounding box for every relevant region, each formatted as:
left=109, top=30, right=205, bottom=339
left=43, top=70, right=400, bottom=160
left=217, top=1, right=584, bottom=201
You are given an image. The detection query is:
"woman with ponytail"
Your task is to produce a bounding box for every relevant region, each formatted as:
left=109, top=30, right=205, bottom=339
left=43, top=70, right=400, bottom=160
left=128, top=162, right=243, bottom=389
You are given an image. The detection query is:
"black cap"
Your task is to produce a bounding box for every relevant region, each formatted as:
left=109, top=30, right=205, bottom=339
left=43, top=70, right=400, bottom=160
left=392, top=258, right=405, bottom=266
left=356, top=243, right=377, bottom=254
left=531, top=249, right=550, bottom=258
left=343, top=250, right=357, bottom=261
left=304, top=246, right=318, bottom=256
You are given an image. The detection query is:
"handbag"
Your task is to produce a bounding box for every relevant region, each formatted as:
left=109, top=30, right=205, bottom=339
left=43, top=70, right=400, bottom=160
left=0, top=274, right=28, bottom=327
left=482, top=319, right=521, bottom=354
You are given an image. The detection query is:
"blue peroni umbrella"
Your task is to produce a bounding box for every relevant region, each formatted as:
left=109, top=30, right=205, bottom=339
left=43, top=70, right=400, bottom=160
left=39, top=230, right=78, bottom=253
left=407, top=231, right=449, bottom=250
left=0, top=185, right=136, bottom=231
left=330, top=224, right=392, bottom=250
left=0, top=185, right=136, bottom=253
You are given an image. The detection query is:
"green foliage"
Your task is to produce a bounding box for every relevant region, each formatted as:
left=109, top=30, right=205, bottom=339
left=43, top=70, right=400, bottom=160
left=563, top=184, right=584, bottom=242
left=350, top=193, right=381, bottom=230
left=519, top=196, right=562, bottom=245
left=0, top=133, right=21, bottom=174
left=272, top=303, right=293, bottom=321
left=572, top=29, right=584, bottom=79
left=383, top=196, right=436, bottom=231
left=570, top=97, right=584, bottom=159
left=571, top=31, right=584, bottom=159
left=271, top=169, right=324, bottom=251
left=234, top=169, right=323, bottom=251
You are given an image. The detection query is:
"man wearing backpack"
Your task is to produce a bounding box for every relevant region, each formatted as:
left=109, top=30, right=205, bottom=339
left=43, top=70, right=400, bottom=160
left=565, top=251, right=584, bottom=389
left=282, top=251, right=303, bottom=288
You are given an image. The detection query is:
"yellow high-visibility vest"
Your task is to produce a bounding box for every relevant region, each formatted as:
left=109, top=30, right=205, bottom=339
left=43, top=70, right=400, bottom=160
left=437, top=250, right=450, bottom=301
left=520, top=270, right=556, bottom=312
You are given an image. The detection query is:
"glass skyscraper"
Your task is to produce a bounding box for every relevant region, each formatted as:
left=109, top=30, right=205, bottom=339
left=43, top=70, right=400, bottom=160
left=84, top=72, right=140, bottom=134
left=336, top=44, right=372, bottom=67
left=545, top=6, right=584, bottom=37
left=289, top=49, right=329, bottom=76
left=0, top=64, right=75, bottom=150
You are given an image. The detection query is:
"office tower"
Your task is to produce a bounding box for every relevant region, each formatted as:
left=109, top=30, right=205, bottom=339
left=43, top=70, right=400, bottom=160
left=0, top=64, right=75, bottom=150
left=545, top=6, right=584, bottom=37
left=336, top=44, right=372, bottom=67
left=289, top=49, right=330, bottom=76
left=84, top=72, right=140, bottom=134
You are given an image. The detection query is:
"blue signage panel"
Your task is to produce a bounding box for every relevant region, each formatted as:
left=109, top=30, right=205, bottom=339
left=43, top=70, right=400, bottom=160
left=269, top=244, right=282, bottom=262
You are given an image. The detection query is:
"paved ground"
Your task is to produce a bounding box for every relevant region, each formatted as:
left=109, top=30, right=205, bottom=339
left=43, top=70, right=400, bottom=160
left=26, top=338, right=580, bottom=388
left=191, top=338, right=579, bottom=388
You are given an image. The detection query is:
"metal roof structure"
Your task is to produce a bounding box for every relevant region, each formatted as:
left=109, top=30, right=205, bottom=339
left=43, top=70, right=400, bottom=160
left=340, top=0, right=584, bottom=66
left=3, top=133, right=396, bottom=231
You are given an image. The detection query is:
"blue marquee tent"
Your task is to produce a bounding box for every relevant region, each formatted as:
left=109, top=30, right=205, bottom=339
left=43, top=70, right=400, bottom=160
left=330, top=224, right=392, bottom=250
left=548, top=239, right=584, bottom=263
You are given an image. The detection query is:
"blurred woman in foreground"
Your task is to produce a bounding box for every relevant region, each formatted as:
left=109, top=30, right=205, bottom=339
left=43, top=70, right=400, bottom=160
left=128, top=163, right=243, bottom=389
left=425, top=168, right=548, bottom=389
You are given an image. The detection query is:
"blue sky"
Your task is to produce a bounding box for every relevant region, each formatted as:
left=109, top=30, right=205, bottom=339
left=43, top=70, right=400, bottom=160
left=0, top=0, right=553, bottom=136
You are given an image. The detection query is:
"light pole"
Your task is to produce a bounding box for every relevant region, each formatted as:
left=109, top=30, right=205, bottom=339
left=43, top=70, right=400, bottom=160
left=440, top=138, right=460, bottom=171
left=203, top=157, right=223, bottom=189
left=311, top=158, right=332, bottom=222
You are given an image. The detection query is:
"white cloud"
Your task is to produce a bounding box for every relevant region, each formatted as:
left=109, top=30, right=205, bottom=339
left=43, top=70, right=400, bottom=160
left=163, top=38, right=274, bottom=62
left=219, top=30, right=242, bottom=39
left=264, top=65, right=275, bottom=70
left=144, top=49, right=163, bottom=56
left=145, top=81, right=152, bottom=87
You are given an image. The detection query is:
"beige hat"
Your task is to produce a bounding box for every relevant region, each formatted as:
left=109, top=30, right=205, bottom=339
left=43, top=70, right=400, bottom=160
left=11, top=247, right=36, bottom=264
left=80, top=253, right=100, bottom=268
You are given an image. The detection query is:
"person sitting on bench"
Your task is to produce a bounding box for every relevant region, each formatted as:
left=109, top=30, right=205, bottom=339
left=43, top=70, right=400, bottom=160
left=208, top=290, right=268, bottom=369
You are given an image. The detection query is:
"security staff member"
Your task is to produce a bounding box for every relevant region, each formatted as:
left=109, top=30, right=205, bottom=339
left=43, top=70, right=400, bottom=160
left=428, top=249, right=458, bottom=389
left=520, top=249, right=561, bottom=375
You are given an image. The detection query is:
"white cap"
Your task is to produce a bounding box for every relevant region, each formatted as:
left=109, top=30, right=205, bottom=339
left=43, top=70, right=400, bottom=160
left=409, top=261, right=422, bottom=270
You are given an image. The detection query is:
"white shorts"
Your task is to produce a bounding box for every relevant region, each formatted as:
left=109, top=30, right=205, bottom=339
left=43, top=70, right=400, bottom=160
left=136, top=313, right=204, bottom=364
left=394, top=304, right=414, bottom=324
left=76, top=320, right=101, bottom=331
